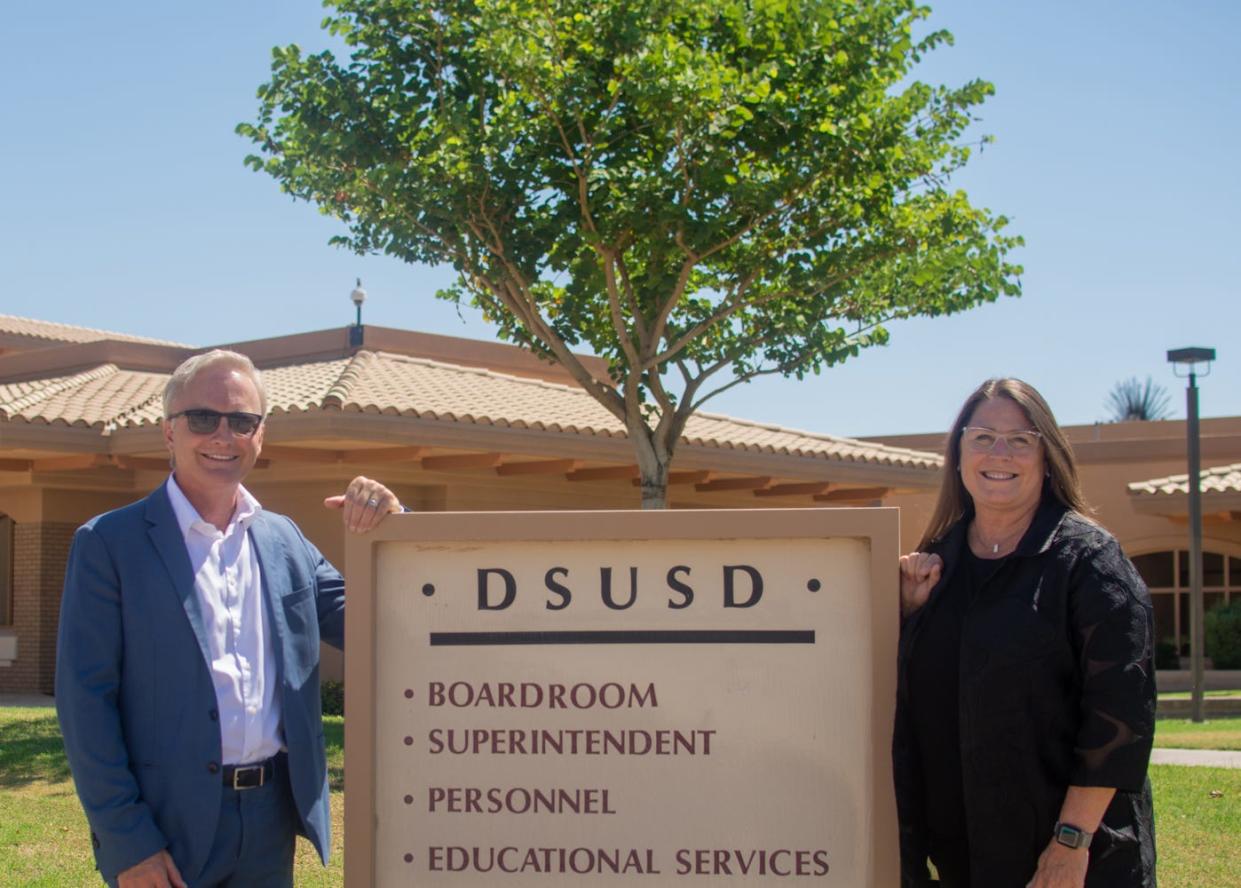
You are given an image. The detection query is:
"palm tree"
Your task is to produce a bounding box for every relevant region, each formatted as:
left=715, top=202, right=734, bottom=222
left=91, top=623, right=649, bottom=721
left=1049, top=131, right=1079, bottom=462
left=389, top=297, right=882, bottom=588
left=1105, top=376, right=1172, bottom=422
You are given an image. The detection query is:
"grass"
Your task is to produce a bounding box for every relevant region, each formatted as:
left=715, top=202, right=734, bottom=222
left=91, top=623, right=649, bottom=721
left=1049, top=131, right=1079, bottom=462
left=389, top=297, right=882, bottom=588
left=1, top=708, right=1237, bottom=886
left=1158, top=689, right=1241, bottom=700
left=293, top=717, right=344, bottom=887
left=0, top=708, right=345, bottom=887
left=0, top=708, right=98, bottom=886
left=1150, top=764, right=1241, bottom=887
left=1154, top=717, right=1241, bottom=751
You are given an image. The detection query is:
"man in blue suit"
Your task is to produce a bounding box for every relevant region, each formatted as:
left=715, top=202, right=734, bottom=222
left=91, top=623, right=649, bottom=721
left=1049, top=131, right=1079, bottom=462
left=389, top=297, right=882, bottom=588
left=56, top=349, right=402, bottom=887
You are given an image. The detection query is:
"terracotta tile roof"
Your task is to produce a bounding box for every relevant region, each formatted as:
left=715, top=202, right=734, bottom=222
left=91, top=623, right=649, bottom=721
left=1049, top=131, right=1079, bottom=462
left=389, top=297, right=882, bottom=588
left=2, top=350, right=940, bottom=470
left=1128, top=463, right=1241, bottom=497
left=0, top=313, right=190, bottom=348
left=322, top=351, right=624, bottom=434
left=681, top=412, right=938, bottom=465
left=0, top=365, right=166, bottom=429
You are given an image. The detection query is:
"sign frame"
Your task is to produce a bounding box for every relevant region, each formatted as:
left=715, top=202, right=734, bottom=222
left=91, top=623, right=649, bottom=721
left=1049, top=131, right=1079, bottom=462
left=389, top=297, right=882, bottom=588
left=344, top=508, right=900, bottom=886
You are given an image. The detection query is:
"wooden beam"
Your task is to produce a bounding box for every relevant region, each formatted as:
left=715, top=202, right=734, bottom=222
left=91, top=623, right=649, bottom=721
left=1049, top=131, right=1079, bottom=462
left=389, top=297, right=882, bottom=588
left=31, top=454, right=111, bottom=472
left=262, top=445, right=343, bottom=463
left=496, top=459, right=579, bottom=477
left=754, top=482, right=832, bottom=498
left=696, top=476, right=772, bottom=493
left=1168, top=511, right=1241, bottom=526
left=631, top=470, right=712, bottom=487
left=340, top=446, right=425, bottom=463
left=567, top=465, right=639, bottom=482
left=0, top=458, right=33, bottom=472
left=813, top=486, right=889, bottom=503
left=111, top=456, right=170, bottom=472
left=421, top=452, right=504, bottom=472
left=669, top=470, right=712, bottom=486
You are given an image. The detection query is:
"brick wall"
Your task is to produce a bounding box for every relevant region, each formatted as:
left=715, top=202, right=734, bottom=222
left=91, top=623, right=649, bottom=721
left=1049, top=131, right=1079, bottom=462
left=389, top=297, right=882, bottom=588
left=0, top=522, right=76, bottom=695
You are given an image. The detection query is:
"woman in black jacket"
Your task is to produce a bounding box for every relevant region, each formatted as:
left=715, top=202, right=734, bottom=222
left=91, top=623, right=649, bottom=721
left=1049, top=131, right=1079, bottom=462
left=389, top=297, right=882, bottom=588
left=896, top=378, right=1156, bottom=887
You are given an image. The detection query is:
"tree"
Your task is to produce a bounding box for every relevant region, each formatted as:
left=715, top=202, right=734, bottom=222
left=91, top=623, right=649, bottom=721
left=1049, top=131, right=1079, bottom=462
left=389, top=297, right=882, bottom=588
left=241, top=0, right=1022, bottom=508
left=1205, top=600, right=1241, bottom=669
left=1105, top=376, right=1172, bottom=422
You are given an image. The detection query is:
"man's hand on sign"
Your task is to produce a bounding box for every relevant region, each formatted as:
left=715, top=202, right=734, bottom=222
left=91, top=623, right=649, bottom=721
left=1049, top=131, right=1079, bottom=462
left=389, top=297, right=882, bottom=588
left=324, top=476, right=403, bottom=533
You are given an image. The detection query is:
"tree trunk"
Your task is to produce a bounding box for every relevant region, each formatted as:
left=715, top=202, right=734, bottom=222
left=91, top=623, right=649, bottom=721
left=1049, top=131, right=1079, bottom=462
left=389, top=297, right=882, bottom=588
left=631, top=421, right=672, bottom=510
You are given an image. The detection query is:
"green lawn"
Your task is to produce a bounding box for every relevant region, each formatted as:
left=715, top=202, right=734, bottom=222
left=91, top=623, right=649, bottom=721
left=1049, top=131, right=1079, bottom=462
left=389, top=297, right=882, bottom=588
left=1150, top=764, right=1241, bottom=887
left=1154, top=717, right=1241, bottom=751
left=1, top=708, right=1237, bottom=886
left=0, top=708, right=344, bottom=887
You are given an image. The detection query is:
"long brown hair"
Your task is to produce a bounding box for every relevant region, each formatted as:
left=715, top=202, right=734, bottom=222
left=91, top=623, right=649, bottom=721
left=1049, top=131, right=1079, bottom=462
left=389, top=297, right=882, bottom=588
left=918, top=378, right=1091, bottom=549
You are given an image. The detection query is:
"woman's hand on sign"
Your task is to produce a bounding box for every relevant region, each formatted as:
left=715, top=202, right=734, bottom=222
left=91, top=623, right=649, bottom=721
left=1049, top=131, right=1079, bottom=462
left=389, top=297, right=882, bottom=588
left=898, top=552, right=942, bottom=618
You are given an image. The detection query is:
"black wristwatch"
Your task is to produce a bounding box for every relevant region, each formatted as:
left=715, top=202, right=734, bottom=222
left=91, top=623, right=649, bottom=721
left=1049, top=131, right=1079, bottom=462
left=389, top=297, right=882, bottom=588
left=1053, top=822, right=1093, bottom=850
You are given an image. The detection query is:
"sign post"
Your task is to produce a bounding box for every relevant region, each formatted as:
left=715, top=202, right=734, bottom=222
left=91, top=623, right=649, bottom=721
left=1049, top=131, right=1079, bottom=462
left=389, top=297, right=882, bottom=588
left=345, top=509, right=899, bottom=886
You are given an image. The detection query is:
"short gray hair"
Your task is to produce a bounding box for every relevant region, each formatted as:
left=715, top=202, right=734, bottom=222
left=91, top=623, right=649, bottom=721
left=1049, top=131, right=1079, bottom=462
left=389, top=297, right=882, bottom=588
left=163, top=350, right=267, bottom=417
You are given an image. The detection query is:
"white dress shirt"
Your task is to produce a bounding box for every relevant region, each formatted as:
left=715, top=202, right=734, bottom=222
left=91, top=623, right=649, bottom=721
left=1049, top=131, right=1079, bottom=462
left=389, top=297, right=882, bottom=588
left=166, top=476, right=283, bottom=765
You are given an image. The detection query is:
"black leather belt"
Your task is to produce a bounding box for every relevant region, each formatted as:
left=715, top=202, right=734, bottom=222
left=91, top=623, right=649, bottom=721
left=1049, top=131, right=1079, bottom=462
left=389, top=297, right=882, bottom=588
left=222, top=754, right=282, bottom=790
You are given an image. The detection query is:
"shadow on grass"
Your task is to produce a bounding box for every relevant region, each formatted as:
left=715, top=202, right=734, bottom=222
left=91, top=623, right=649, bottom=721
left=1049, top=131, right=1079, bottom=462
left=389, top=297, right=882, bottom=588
left=0, top=709, right=347, bottom=792
left=0, top=709, right=73, bottom=786
left=325, top=717, right=344, bottom=792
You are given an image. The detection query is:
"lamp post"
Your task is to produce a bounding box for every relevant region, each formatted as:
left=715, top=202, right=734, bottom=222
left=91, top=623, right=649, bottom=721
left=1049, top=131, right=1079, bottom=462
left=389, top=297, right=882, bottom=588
left=1167, top=346, right=1215, bottom=723
left=349, top=278, right=367, bottom=347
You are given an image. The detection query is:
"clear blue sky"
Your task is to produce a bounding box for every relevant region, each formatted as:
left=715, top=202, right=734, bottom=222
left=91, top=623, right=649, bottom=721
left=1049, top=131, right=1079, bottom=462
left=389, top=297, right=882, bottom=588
left=4, top=1, right=1238, bottom=436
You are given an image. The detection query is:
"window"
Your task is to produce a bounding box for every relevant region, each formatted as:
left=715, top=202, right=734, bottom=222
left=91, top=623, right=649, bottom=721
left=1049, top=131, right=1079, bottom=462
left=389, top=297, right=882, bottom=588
left=1132, top=552, right=1173, bottom=587
left=1132, top=548, right=1238, bottom=660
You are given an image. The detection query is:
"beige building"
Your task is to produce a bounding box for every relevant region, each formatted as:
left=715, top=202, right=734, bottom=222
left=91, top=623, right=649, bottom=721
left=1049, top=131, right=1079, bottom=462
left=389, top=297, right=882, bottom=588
left=6, top=313, right=1236, bottom=693
left=0, top=315, right=940, bottom=693
left=875, top=420, right=1241, bottom=669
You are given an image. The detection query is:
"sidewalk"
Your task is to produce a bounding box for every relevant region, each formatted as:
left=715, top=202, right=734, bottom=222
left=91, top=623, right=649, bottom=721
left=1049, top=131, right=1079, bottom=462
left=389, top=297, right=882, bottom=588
left=1150, top=748, right=1241, bottom=769
left=0, top=693, right=54, bottom=707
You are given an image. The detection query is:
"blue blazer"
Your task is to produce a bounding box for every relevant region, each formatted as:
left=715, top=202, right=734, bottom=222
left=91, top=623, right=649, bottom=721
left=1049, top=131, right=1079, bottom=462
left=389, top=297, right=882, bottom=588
left=55, top=482, right=344, bottom=883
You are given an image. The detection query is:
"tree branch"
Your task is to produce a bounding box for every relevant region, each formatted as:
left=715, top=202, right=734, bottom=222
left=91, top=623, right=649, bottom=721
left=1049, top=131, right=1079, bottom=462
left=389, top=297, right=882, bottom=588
left=689, top=315, right=898, bottom=412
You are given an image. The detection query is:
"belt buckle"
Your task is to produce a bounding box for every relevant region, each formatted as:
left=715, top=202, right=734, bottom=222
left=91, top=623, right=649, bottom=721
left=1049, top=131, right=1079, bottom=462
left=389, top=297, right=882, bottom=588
left=232, top=764, right=265, bottom=790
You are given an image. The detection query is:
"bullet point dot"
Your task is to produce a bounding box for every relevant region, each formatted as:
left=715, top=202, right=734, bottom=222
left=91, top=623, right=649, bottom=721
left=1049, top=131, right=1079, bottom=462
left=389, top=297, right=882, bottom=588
left=404, top=688, right=414, bottom=699
left=404, top=853, right=414, bottom=863
left=404, top=794, right=414, bottom=805
left=807, top=578, right=822, bottom=592
left=421, top=583, right=435, bottom=596
left=404, top=736, right=413, bottom=746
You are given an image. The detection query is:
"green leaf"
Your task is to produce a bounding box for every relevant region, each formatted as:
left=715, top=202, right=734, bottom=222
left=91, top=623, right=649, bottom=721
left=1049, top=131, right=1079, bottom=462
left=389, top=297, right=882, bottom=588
left=240, top=0, right=1020, bottom=505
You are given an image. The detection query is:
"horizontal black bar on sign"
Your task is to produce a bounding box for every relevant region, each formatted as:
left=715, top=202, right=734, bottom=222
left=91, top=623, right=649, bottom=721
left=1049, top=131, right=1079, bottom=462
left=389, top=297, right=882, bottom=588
left=429, top=630, right=815, bottom=646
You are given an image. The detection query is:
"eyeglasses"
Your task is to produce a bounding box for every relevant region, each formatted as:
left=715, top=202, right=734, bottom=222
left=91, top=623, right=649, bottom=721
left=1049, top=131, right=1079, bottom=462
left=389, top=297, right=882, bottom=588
left=167, top=409, right=264, bottom=437
left=961, top=426, right=1042, bottom=453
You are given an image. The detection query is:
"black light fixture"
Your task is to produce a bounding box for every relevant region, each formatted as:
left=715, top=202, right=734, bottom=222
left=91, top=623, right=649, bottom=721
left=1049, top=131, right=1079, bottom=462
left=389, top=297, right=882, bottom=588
left=349, top=278, right=367, bottom=347
left=1167, top=346, right=1215, bottom=723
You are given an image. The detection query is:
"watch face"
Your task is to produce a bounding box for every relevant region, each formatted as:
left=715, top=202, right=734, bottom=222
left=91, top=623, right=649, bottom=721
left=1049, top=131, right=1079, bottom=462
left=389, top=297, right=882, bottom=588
left=1055, top=824, right=1087, bottom=848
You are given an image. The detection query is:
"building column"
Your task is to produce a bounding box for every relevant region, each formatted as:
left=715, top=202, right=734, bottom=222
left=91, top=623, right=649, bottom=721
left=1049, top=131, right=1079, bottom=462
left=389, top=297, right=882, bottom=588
left=0, top=522, right=76, bottom=695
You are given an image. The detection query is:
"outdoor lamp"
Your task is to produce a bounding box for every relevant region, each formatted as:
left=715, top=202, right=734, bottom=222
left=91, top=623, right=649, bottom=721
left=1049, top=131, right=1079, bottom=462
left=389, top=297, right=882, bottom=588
left=350, top=278, right=367, bottom=346
left=1167, top=346, right=1215, bottom=723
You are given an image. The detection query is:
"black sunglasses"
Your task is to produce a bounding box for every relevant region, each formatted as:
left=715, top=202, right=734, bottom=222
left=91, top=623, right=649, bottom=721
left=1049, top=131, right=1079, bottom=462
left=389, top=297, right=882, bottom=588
left=167, top=409, right=264, bottom=437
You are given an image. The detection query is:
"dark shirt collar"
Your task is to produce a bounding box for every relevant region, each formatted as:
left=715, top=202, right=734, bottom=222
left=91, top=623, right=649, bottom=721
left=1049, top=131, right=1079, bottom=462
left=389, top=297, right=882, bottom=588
left=936, top=492, right=1071, bottom=563
left=1011, top=496, right=1070, bottom=558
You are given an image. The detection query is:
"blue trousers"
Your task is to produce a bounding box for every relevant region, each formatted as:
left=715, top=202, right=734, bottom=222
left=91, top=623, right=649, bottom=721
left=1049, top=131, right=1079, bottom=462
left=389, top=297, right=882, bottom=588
left=193, top=754, right=298, bottom=888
